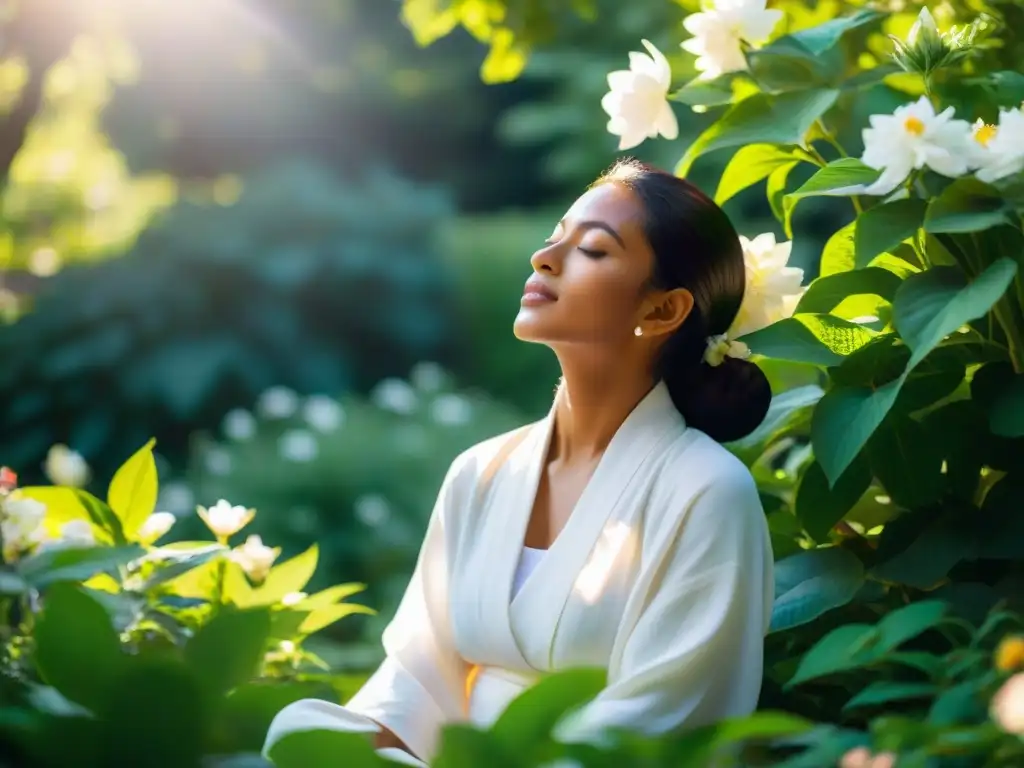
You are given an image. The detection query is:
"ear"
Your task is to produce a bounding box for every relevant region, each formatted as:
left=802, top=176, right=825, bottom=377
left=641, top=287, right=694, bottom=338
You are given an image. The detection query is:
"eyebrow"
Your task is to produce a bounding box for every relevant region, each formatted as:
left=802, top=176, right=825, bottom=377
left=559, top=218, right=626, bottom=249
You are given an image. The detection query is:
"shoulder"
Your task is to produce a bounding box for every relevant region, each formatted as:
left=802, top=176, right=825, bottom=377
left=440, top=421, right=538, bottom=500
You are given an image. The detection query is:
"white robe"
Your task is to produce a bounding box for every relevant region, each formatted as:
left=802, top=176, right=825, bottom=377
left=264, top=382, right=774, bottom=765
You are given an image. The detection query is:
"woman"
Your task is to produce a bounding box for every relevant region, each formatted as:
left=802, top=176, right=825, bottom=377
left=263, top=159, right=782, bottom=766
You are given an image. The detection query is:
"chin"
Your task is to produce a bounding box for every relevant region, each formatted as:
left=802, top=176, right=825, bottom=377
left=512, top=311, right=549, bottom=342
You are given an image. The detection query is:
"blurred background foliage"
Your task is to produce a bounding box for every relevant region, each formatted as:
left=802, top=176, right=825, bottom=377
left=0, top=0, right=874, bottom=654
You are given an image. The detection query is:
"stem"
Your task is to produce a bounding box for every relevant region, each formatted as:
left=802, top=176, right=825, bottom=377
left=214, top=556, right=226, bottom=609
left=815, top=119, right=849, bottom=158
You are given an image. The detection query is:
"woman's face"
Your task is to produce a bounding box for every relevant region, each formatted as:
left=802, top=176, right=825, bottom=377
left=514, top=182, right=673, bottom=346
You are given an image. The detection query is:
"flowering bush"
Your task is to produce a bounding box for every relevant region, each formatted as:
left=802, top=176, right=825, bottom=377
left=0, top=442, right=373, bottom=767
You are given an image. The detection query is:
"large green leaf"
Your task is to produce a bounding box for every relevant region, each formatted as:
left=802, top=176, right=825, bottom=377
left=268, top=730, right=382, bottom=768
left=819, top=221, right=856, bottom=276
left=871, top=515, right=963, bottom=589
left=34, top=584, right=125, bottom=712
left=676, top=89, right=839, bottom=177
left=894, top=259, right=1019, bottom=369
left=669, top=711, right=813, bottom=762
left=184, top=608, right=272, bottom=699
left=770, top=547, right=865, bottom=632
left=671, top=72, right=740, bottom=107
left=299, top=602, right=375, bottom=635
left=715, top=145, right=810, bottom=206
left=18, top=545, right=144, bottom=589
left=854, top=198, right=928, bottom=269
left=924, top=178, right=1019, bottom=234
left=795, top=458, right=871, bottom=543
left=786, top=623, right=878, bottom=686
left=843, top=682, right=936, bottom=712
left=746, top=40, right=838, bottom=93
left=242, top=545, right=319, bottom=607
left=789, top=9, right=884, bottom=54
left=742, top=315, right=876, bottom=366
left=865, top=414, right=944, bottom=508
left=490, top=668, right=605, bottom=752
left=783, top=159, right=880, bottom=236
left=107, top=438, right=158, bottom=540
left=875, top=600, right=947, bottom=650
left=795, top=267, right=903, bottom=314
left=989, top=372, right=1024, bottom=437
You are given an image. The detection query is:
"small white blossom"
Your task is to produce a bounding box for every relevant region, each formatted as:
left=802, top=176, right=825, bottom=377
left=860, top=96, right=973, bottom=196
left=682, top=0, right=783, bottom=79
left=731, top=233, right=804, bottom=338
left=430, top=394, right=472, bottom=426
left=257, top=386, right=299, bottom=419
left=973, top=108, right=1024, bottom=183
left=410, top=362, right=446, bottom=392
left=204, top=446, right=233, bottom=476
left=1, top=496, right=47, bottom=561
left=222, top=409, right=257, bottom=441
left=703, top=334, right=751, bottom=367
left=372, top=378, right=419, bottom=415
left=279, top=429, right=319, bottom=463
left=138, top=511, right=176, bottom=544
left=53, top=520, right=96, bottom=548
left=44, top=444, right=90, bottom=488
left=354, top=495, right=391, bottom=527
left=302, top=395, right=344, bottom=433
left=198, top=499, right=254, bottom=539
left=600, top=39, right=679, bottom=151
left=231, top=534, right=280, bottom=583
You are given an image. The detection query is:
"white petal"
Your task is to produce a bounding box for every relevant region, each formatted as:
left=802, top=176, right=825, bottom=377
left=640, top=39, right=672, bottom=88
left=654, top=100, right=679, bottom=140
left=618, top=128, right=648, bottom=150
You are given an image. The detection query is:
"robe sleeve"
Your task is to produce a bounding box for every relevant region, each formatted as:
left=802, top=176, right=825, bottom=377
left=554, top=461, right=774, bottom=745
left=263, top=457, right=471, bottom=764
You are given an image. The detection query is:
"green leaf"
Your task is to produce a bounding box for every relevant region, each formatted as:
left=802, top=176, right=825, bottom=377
left=894, top=260, right=1019, bottom=369
left=767, top=161, right=799, bottom=222
left=715, top=145, right=808, bottom=206
left=107, top=438, right=158, bottom=540
left=795, top=267, right=903, bottom=314
left=843, top=682, right=936, bottom=711
left=480, top=29, right=527, bottom=84
left=865, top=414, right=944, bottom=508
left=855, top=198, right=928, bottom=269
left=924, top=178, right=1019, bottom=234
left=811, top=378, right=903, bottom=488
left=15, top=487, right=125, bottom=545
left=789, top=10, right=883, bottom=54
left=989, top=373, right=1024, bottom=437
left=875, top=600, right=947, bottom=650
left=787, top=623, right=878, bottom=686
left=184, top=608, right=272, bottom=699
left=244, top=545, right=319, bottom=607
left=771, top=547, right=865, bottom=632
left=222, top=682, right=331, bottom=755
left=435, top=726, right=511, bottom=768
left=746, top=41, right=836, bottom=93
left=795, top=458, right=871, bottom=542
left=299, top=602, right=375, bottom=635
left=820, top=221, right=856, bottom=276
left=298, top=583, right=367, bottom=610
left=671, top=72, right=739, bottom=107
left=783, top=159, right=880, bottom=237
left=743, top=315, right=876, bottom=366
left=670, top=711, right=813, bottom=759
left=268, top=729, right=382, bottom=768
left=141, top=545, right=226, bottom=590
left=34, top=584, right=124, bottom=712
left=886, top=652, right=945, bottom=677
left=491, top=668, right=605, bottom=752
left=18, top=545, right=144, bottom=589
left=871, top=515, right=963, bottom=589
left=928, top=681, right=984, bottom=725
left=676, top=89, right=839, bottom=177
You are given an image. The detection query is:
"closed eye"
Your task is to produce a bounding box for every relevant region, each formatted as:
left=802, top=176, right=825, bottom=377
left=579, top=247, right=607, bottom=258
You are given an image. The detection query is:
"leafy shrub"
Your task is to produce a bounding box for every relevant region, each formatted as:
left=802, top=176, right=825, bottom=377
left=181, top=364, right=527, bottom=642
left=0, top=161, right=458, bottom=483
left=0, top=442, right=372, bottom=768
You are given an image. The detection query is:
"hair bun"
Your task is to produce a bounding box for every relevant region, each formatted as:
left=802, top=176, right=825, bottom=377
left=665, top=356, right=772, bottom=443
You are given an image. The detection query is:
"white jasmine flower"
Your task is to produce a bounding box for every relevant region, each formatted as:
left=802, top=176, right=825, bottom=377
left=44, top=444, right=90, bottom=488
left=682, top=0, right=783, bottom=79
left=600, top=39, right=679, bottom=151
left=197, top=499, right=254, bottom=539
left=1, top=496, right=47, bottom=561
left=279, top=429, right=318, bottom=463
left=257, top=386, right=299, bottom=419
left=992, top=672, right=1024, bottom=734
left=302, top=395, right=344, bottom=433
left=430, top=394, right=472, bottom=426
left=231, top=534, right=280, bottom=583
left=409, top=361, right=446, bottom=392
left=354, top=495, right=390, bottom=527
left=222, top=409, right=257, bottom=441
left=731, top=233, right=804, bottom=337
left=704, top=334, right=751, bottom=367
left=974, top=108, right=1024, bottom=183
left=860, top=96, right=973, bottom=196
left=138, top=511, right=176, bottom=545
left=371, top=378, right=419, bottom=415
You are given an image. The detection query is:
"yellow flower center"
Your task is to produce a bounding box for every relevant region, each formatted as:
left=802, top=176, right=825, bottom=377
left=974, top=123, right=998, bottom=147
left=996, top=636, right=1024, bottom=672
left=903, top=116, right=926, bottom=136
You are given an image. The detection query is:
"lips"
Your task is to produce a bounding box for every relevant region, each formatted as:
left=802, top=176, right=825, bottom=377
left=522, top=276, right=557, bottom=302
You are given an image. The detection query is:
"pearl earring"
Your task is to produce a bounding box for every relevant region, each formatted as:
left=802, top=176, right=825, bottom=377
left=634, top=326, right=643, bottom=337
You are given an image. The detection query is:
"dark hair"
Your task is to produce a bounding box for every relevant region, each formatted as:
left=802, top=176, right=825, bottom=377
left=595, top=158, right=771, bottom=443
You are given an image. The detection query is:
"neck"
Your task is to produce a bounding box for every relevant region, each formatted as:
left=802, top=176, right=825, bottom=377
left=549, top=350, right=657, bottom=463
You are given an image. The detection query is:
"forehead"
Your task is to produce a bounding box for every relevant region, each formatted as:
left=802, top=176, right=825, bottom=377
left=562, top=182, right=646, bottom=239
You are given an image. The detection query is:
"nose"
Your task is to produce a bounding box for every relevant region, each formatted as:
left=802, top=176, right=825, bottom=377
left=530, top=241, right=561, bottom=275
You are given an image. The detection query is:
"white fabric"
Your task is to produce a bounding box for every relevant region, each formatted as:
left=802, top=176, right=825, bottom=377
left=263, top=381, right=774, bottom=765
left=512, top=546, right=546, bottom=597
